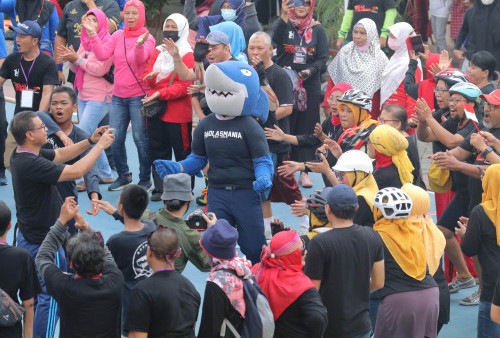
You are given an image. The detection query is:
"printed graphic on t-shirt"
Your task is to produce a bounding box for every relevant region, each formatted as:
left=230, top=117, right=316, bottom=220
left=132, top=241, right=152, bottom=279
left=204, top=130, right=243, bottom=139
left=354, top=5, right=379, bottom=13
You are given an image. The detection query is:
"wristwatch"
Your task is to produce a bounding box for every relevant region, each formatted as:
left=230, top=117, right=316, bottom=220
left=482, top=146, right=493, bottom=158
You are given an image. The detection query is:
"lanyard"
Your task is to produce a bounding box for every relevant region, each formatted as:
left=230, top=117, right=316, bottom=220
left=0, top=240, right=8, bottom=245
left=292, top=24, right=310, bottom=47
left=20, top=50, right=40, bottom=89
left=17, top=147, right=38, bottom=156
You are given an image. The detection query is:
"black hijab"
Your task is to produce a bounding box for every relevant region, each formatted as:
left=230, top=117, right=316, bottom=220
left=16, top=0, right=55, bottom=28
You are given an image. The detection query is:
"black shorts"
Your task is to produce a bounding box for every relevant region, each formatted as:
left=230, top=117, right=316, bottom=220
left=437, top=193, right=470, bottom=232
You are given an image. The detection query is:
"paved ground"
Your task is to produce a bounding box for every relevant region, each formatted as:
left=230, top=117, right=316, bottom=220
left=1, top=100, right=479, bottom=337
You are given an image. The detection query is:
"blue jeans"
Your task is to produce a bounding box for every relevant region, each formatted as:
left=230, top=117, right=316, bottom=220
left=109, top=95, right=150, bottom=181
left=478, top=301, right=500, bottom=338
left=17, top=231, right=67, bottom=338
left=207, top=187, right=266, bottom=264
left=77, top=98, right=113, bottom=179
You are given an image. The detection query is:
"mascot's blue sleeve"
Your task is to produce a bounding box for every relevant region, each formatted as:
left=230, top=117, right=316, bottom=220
left=180, top=154, right=208, bottom=176
left=252, top=154, right=274, bottom=193
left=154, top=153, right=207, bottom=179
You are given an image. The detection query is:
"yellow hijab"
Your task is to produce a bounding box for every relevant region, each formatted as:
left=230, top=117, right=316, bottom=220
left=402, top=183, right=445, bottom=275
left=339, top=102, right=378, bottom=129
left=346, top=171, right=378, bottom=208
left=481, top=164, right=500, bottom=245
left=373, top=208, right=427, bottom=281
left=369, top=124, right=414, bottom=185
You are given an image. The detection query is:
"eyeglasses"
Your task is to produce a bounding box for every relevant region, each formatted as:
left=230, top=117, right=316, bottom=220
left=30, top=123, right=47, bottom=131
left=484, top=102, right=500, bottom=110
left=433, top=88, right=449, bottom=94
left=378, top=117, right=398, bottom=124
left=301, top=1, right=311, bottom=6
left=447, top=98, right=462, bottom=105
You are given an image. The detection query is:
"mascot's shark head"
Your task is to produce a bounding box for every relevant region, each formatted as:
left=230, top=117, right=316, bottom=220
left=204, top=61, right=269, bottom=122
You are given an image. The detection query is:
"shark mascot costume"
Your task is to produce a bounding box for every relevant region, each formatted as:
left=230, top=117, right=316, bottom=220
left=154, top=61, right=273, bottom=263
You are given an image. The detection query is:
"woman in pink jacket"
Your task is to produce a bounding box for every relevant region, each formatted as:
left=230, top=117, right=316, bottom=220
left=58, top=8, right=114, bottom=184
left=82, top=0, right=155, bottom=192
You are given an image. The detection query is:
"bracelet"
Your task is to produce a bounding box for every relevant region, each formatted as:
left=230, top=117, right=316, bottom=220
left=87, top=136, right=96, bottom=145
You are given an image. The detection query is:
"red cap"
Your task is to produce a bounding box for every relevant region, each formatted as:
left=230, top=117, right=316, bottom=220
left=480, top=89, right=500, bottom=105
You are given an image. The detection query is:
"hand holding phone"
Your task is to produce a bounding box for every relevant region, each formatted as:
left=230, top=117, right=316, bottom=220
left=288, top=0, right=305, bottom=8
left=406, top=35, right=425, bottom=58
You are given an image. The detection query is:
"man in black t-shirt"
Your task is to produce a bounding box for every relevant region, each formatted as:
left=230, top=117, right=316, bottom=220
left=0, top=21, right=59, bottom=114
left=125, top=227, right=200, bottom=337
left=105, top=184, right=156, bottom=336
left=0, top=201, right=41, bottom=338
left=10, top=110, right=114, bottom=338
left=36, top=197, right=125, bottom=337
left=248, top=31, right=302, bottom=238
left=305, top=184, right=384, bottom=338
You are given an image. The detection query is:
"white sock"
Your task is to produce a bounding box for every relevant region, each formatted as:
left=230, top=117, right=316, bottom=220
left=264, top=217, right=272, bottom=233
left=298, top=215, right=309, bottom=229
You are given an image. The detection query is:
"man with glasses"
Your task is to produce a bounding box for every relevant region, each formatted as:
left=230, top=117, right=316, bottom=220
left=124, top=227, right=201, bottom=337
left=9, top=110, right=114, bottom=337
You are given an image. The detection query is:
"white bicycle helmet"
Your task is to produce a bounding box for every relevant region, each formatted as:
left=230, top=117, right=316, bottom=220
left=333, top=150, right=374, bottom=174
left=373, top=187, right=413, bottom=219
left=338, top=89, right=373, bottom=111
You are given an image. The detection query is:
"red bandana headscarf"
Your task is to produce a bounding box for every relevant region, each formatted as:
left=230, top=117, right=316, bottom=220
left=123, top=0, right=148, bottom=38
left=417, top=53, right=440, bottom=111
left=288, top=0, right=315, bottom=44
left=325, top=82, right=353, bottom=126
left=252, top=230, right=315, bottom=320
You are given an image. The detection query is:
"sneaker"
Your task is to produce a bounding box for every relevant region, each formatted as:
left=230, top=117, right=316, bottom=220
left=98, top=177, right=114, bottom=185
left=449, top=276, right=476, bottom=293
left=138, top=179, right=153, bottom=192
left=459, top=289, right=481, bottom=306
left=150, top=190, right=162, bottom=202
left=108, top=175, right=133, bottom=191
left=299, top=172, right=313, bottom=188
left=0, top=171, right=7, bottom=186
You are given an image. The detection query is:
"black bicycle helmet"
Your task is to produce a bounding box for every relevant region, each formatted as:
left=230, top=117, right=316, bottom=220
left=434, top=68, right=471, bottom=88
left=338, top=89, right=373, bottom=111
left=306, top=190, right=328, bottom=223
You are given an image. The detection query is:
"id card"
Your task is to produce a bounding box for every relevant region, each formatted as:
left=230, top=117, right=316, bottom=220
left=21, top=90, right=34, bottom=108
left=293, top=46, right=307, bottom=64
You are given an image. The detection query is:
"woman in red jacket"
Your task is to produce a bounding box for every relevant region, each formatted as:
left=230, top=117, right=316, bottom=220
left=142, top=13, right=194, bottom=201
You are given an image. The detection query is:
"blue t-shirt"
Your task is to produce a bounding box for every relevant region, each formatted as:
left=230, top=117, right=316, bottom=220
left=192, top=114, right=269, bottom=189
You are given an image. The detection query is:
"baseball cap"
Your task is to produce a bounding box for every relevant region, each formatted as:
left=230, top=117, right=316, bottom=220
left=325, top=184, right=358, bottom=212
left=161, top=173, right=194, bottom=201
left=206, top=31, right=230, bottom=46
left=480, top=89, right=500, bottom=106
left=10, top=21, right=42, bottom=40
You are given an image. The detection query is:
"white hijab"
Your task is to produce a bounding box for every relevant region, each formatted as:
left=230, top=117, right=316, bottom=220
left=380, top=22, right=422, bottom=107
left=153, top=13, right=192, bottom=83
left=327, top=18, right=388, bottom=97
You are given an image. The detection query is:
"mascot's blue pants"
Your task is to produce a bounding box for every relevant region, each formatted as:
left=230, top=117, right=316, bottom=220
left=207, top=187, right=266, bottom=264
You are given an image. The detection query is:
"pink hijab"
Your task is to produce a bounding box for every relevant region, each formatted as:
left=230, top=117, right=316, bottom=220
left=75, top=8, right=110, bottom=92
left=123, top=0, right=148, bottom=38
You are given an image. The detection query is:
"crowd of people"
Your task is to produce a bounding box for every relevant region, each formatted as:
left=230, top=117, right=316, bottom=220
left=2, top=0, right=500, bottom=337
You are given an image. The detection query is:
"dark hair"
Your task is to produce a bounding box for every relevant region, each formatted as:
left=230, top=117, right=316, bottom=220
left=66, top=232, right=105, bottom=277
left=50, top=86, right=78, bottom=105
left=164, top=199, right=189, bottom=212
left=383, top=104, right=408, bottom=131
left=149, top=228, right=180, bottom=261
left=470, top=51, right=498, bottom=81
left=330, top=205, right=357, bottom=220
left=10, top=111, right=37, bottom=145
left=0, top=201, right=11, bottom=237
left=120, top=184, right=149, bottom=219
